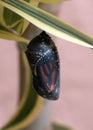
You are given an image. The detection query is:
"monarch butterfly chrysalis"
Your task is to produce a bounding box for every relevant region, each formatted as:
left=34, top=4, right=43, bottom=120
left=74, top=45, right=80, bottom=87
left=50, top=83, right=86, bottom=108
left=25, top=31, right=60, bottom=100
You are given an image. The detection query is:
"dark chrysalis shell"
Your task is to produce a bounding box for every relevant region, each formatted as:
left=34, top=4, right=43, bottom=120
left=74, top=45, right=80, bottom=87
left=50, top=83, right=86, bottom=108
left=25, top=31, right=60, bottom=100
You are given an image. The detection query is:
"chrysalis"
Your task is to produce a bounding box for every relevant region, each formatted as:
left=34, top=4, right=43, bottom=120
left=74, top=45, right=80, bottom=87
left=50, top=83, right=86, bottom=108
left=25, top=31, right=60, bottom=100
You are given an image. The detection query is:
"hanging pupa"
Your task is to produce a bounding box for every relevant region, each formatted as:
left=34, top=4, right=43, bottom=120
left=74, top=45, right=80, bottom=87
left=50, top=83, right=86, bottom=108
left=25, top=31, right=60, bottom=100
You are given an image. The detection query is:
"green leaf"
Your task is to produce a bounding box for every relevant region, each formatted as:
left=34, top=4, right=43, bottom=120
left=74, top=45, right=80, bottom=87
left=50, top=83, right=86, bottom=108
left=3, top=7, right=22, bottom=26
left=1, top=7, right=29, bottom=34
left=0, top=0, right=93, bottom=48
left=0, top=29, right=29, bottom=43
left=40, top=0, right=66, bottom=4
left=0, top=0, right=39, bottom=34
left=52, top=123, right=74, bottom=130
